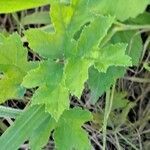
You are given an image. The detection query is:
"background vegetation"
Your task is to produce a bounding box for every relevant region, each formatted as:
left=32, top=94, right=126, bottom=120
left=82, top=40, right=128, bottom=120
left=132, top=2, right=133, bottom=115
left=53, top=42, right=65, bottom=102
left=0, top=1, right=150, bottom=150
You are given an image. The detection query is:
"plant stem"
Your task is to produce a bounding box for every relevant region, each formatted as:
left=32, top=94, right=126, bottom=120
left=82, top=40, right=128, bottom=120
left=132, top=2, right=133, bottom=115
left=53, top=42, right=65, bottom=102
left=117, top=132, right=139, bottom=150
left=0, top=106, right=22, bottom=119
left=101, top=22, right=150, bottom=48
left=115, top=22, right=150, bottom=31
left=100, top=27, right=117, bottom=48
left=102, top=84, right=115, bottom=150
left=123, top=77, right=150, bottom=83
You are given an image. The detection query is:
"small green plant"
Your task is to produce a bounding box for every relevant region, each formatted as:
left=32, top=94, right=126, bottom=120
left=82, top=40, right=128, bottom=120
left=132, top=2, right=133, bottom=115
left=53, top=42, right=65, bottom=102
left=0, top=0, right=150, bottom=149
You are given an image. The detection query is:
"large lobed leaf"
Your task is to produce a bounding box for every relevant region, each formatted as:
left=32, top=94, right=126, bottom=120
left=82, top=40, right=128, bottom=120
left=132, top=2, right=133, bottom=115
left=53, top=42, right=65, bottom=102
left=90, top=0, right=149, bottom=21
left=111, top=30, right=143, bottom=65
left=25, top=29, right=64, bottom=59
left=88, top=66, right=125, bottom=104
left=77, top=15, right=114, bottom=58
left=0, top=0, right=135, bottom=121
left=22, top=60, right=69, bottom=121
left=0, top=33, right=36, bottom=103
left=88, top=25, right=143, bottom=104
left=0, top=0, right=145, bottom=149
left=94, top=43, right=132, bottom=73
left=64, top=58, right=92, bottom=97
left=54, top=108, right=92, bottom=150
left=23, top=1, right=118, bottom=121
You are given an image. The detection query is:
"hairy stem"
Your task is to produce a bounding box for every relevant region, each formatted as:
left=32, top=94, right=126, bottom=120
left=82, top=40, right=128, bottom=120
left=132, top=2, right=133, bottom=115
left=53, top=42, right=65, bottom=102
left=0, top=106, right=22, bottom=119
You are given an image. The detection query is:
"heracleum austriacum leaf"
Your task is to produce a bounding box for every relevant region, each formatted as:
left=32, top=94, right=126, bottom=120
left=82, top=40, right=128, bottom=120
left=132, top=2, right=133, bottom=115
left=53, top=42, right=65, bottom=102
left=23, top=1, right=117, bottom=121
left=94, top=43, right=132, bottom=73
left=88, top=66, right=125, bottom=103
left=111, top=30, right=143, bottom=65
left=89, top=0, right=149, bottom=21
left=22, top=60, right=69, bottom=121
left=54, top=108, right=92, bottom=150
left=88, top=29, right=143, bottom=103
left=0, top=33, right=37, bottom=103
left=0, top=0, right=146, bottom=149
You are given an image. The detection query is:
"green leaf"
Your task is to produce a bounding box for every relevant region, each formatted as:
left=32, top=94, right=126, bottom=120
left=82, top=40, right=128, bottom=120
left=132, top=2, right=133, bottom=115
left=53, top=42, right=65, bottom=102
left=130, top=12, right=150, bottom=25
left=113, top=102, right=136, bottom=126
left=64, top=58, right=92, bottom=97
left=90, top=0, right=149, bottom=21
left=111, top=30, right=143, bottom=65
left=0, top=33, right=35, bottom=103
left=25, top=2, right=116, bottom=104
left=50, top=0, right=74, bottom=33
left=24, top=1, right=136, bottom=120
left=23, top=60, right=64, bottom=88
left=32, top=84, right=69, bottom=121
left=29, top=114, right=56, bottom=150
left=0, top=0, right=50, bottom=13
left=89, top=31, right=143, bottom=103
left=54, top=108, right=92, bottom=150
left=0, top=65, right=26, bottom=102
left=25, top=0, right=95, bottom=59
left=24, top=2, right=115, bottom=103
left=0, top=105, right=56, bottom=150
left=0, top=33, right=5, bottom=44
left=21, top=12, right=51, bottom=25
left=88, top=66, right=125, bottom=103
left=144, top=62, right=150, bottom=71
left=50, top=0, right=94, bottom=36
left=112, top=92, right=129, bottom=110
left=25, top=29, right=64, bottom=59
left=22, top=60, right=69, bottom=121
left=77, top=15, right=114, bottom=57
left=94, top=43, right=132, bottom=73
left=0, top=34, right=27, bottom=66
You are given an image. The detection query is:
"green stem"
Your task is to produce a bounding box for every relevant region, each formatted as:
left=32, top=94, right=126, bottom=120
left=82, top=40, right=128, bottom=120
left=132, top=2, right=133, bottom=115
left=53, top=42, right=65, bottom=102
left=0, top=106, right=22, bottom=119
left=12, top=13, right=24, bottom=34
left=102, top=90, right=110, bottom=150
left=101, top=22, right=150, bottom=48
left=100, top=27, right=117, bottom=48
left=115, top=22, right=150, bottom=31
left=0, top=120, right=8, bottom=131
left=102, top=84, right=115, bottom=150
